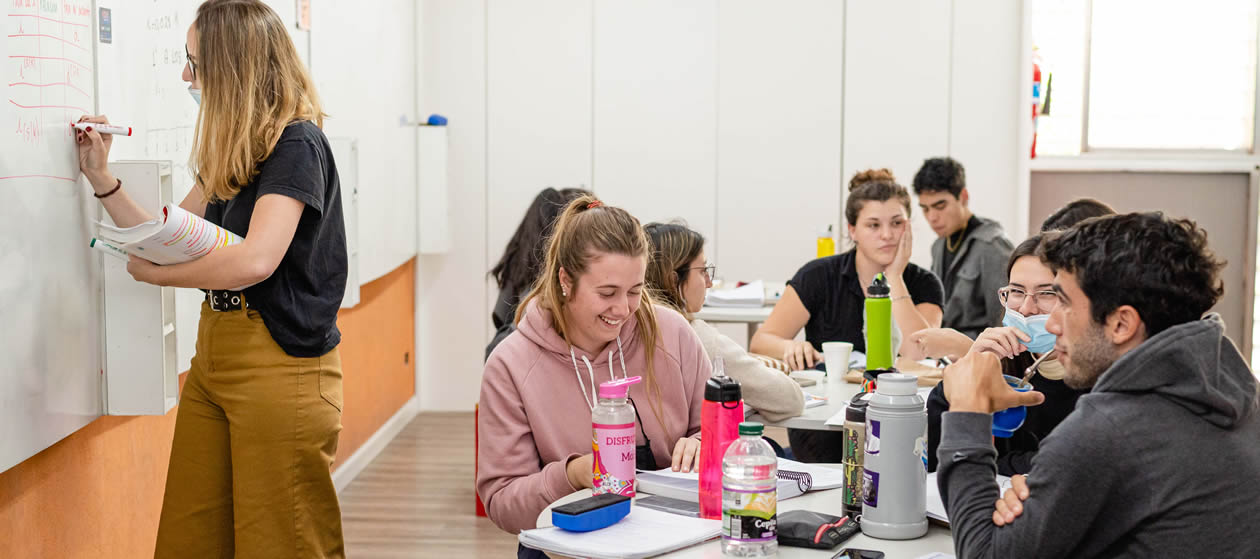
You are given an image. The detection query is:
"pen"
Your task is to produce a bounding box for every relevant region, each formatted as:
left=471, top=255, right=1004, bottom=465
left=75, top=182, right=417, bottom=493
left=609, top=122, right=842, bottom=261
left=90, top=238, right=129, bottom=260
left=71, top=122, right=132, bottom=136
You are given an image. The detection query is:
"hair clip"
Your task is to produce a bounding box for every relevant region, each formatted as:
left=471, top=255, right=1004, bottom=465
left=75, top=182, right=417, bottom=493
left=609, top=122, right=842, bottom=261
left=587, top=200, right=603, bottom=209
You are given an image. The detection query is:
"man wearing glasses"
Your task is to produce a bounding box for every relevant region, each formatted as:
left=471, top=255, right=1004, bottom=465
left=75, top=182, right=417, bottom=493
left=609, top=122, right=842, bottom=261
left=938, top=213, right=1260, bottom=558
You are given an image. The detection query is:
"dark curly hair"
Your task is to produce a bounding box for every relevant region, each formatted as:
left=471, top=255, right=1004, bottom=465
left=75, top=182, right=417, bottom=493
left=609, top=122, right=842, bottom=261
left=912, top=157, right=966, bottom=197
left=1038, top=212, right=1225, bottom=336
left=1040, top=198, right=1116, bottom=232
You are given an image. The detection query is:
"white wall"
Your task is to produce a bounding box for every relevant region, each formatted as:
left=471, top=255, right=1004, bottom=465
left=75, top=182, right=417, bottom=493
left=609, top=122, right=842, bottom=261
left=417, top=0, right=488, bottom=411
left=313, top=1, right=418, bottom=284
left=417, top=0, right=1026, bottom=411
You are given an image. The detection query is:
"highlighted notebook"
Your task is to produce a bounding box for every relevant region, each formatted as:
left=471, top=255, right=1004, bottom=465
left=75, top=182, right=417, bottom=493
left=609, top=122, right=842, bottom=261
left=95, top=204, right=242, bottom=265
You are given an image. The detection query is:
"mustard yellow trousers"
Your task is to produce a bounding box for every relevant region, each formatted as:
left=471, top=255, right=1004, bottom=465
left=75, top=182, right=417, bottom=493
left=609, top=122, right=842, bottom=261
left=154, top=302, right=344, bottom=558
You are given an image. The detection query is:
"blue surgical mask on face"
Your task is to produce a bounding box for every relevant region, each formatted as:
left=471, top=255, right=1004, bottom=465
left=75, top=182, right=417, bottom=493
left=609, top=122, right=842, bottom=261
left=1002, top=307, right=1057, bottom=354
left=188, top=87, right=201, bottom=105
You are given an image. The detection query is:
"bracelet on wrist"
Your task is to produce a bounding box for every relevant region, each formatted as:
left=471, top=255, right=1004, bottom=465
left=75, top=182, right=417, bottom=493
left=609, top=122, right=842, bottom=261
left=93, top=178, right=122, bottom=199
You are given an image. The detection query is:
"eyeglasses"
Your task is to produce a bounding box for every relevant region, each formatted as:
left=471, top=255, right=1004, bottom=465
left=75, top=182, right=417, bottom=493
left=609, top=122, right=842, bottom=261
left=685, top=263, right=716, bottom=280
left=186, top=45, right=197, bottom=79
left=998, top=286, right=1060, bottom=314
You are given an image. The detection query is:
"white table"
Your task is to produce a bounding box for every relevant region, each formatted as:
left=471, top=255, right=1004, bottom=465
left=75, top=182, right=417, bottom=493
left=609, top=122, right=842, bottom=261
left=748, top=377, right=861, bottom=432
left=534, top=485, right=955, bottom=558
left=692, top=305, right=773, bottom=341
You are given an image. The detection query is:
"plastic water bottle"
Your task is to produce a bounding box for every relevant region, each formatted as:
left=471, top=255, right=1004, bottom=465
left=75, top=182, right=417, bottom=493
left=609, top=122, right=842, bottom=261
left=700, top=355, right=744, bottom=519
left=591, top=376, right=642, bottom=497
left=817, top=225, right=836, bottom=258
left=860, top=373, right=928, bottom=540
left=721, top=422, right=778, bottom=557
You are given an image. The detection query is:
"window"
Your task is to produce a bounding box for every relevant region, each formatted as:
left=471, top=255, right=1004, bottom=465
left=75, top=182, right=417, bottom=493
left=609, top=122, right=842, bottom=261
left=1033, top=0, right=1259, bottom=155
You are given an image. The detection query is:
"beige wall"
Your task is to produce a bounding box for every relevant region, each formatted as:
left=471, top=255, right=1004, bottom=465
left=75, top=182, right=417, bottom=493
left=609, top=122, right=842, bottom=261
left=1030, top=171, right=1256, bottom=354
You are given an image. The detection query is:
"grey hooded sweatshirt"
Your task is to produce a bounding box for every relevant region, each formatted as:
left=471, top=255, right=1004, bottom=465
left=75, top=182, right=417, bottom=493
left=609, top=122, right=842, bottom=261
left=937, top=314, right=1260, bottom=558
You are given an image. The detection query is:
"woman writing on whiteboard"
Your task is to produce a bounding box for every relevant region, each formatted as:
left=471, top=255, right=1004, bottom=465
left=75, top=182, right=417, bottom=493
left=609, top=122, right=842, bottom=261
left=76, top=1, right=347, bottom=557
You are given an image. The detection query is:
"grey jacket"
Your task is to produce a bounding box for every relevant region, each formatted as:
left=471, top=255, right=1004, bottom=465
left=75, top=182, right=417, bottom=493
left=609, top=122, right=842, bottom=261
left=937, top=314, right=1260, bottom=558
left=931, top=217, right=1013, bottom=339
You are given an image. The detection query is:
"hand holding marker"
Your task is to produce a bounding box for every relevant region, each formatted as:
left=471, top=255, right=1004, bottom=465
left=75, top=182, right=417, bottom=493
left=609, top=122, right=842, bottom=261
left=72, top=122, right=132, bottom=136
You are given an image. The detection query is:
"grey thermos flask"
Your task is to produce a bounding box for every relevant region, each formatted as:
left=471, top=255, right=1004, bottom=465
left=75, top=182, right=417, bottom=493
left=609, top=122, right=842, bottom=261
left=860, top=373, right=928, bottom=540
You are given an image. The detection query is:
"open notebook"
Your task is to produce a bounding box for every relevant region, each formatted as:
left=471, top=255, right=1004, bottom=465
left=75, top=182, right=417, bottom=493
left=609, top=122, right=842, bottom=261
left=519, top=505, right=720, bottom=559
left=95, top=204, right=242, bottom=265
left=636, top=458, right=845, bottom=502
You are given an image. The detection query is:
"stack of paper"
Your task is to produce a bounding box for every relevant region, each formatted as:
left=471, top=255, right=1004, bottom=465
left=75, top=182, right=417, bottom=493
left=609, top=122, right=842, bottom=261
left=925, top=472, right=1012, bottom=525
left=519, top=505, right=720, bottom=559
left=705, top=280, right=765, bottom=308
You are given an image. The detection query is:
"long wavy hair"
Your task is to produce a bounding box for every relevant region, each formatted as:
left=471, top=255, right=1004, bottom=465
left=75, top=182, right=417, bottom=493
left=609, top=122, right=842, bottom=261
left=491, top=187, right=591, bottom=292
left=191, top=0, right=326, bottom=202
left=643, top=222, right=705, bottom=320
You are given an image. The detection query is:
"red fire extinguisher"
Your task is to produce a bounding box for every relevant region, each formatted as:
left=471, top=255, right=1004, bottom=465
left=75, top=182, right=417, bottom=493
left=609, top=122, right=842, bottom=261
left=1031, top=57, right=1042, bottom=159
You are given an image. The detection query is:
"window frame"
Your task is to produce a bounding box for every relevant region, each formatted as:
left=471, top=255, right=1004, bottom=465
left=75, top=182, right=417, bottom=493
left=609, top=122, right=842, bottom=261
left=1073, top=0, right=1260, bottom=157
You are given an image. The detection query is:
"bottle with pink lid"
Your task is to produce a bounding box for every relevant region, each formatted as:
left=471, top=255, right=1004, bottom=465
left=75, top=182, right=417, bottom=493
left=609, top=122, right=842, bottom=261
left=592, top=376, right=642, bottom=497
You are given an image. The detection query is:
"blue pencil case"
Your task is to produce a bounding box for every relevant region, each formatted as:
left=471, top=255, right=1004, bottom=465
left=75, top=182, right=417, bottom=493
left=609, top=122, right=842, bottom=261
left=551, top=493, right=631, bottom=532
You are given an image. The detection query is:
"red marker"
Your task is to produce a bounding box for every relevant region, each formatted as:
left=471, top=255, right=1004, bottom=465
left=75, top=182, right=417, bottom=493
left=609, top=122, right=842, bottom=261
left=71, top=122, right=132, bottom=136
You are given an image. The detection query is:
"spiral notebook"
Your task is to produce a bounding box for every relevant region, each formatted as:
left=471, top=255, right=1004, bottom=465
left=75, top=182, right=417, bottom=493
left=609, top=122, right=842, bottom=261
left=636, top=459, right=844, bottom=502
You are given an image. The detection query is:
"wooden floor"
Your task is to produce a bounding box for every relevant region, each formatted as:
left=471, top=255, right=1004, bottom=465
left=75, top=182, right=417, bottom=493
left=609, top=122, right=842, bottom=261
left=340, top=412, right=519, bottom=558
left=339, top=412, right=790, bottom=558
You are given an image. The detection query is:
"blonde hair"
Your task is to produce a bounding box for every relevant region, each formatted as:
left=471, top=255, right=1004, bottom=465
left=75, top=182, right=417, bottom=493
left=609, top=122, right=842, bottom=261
left=516, top=196, right=671, bottom=436
left=643, top=222, right=705, bottom=320
left=191, top=0, right=326, bottom=202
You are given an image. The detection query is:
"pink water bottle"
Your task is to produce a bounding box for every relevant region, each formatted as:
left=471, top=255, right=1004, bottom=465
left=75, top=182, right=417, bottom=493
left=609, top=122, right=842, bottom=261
left=592, top=376, right=643, bottom=497
left=699, top=356, right=743, bottom=519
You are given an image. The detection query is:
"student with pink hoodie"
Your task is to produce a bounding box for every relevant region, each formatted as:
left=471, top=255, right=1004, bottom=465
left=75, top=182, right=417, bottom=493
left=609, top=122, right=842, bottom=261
left=478, top=196, right=711, bottom=539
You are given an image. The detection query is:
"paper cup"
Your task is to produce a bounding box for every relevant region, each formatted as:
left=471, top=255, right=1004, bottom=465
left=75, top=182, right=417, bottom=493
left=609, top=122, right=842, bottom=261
left=822, top=342, right=854, bottom=382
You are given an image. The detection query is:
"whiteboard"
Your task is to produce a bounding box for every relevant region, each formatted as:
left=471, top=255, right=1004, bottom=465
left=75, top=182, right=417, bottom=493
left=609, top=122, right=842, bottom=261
left=0, top=1, right=103, bottom=473
left=1, top=0, right=415, bottom=472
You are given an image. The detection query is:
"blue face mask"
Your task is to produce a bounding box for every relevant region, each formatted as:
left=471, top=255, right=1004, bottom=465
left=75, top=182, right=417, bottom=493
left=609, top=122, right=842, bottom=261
left=1002, top=307, right=1057, bottom=354
left=188, top=87, right=202, bottom=105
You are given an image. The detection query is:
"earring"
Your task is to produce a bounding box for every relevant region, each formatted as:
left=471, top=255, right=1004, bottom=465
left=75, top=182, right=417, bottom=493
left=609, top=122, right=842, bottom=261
left=562, top=287, right=569, bottom=298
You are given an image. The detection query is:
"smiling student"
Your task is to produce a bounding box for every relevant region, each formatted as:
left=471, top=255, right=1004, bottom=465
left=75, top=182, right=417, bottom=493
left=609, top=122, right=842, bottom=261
left=478, top=197, right=710, bottom=542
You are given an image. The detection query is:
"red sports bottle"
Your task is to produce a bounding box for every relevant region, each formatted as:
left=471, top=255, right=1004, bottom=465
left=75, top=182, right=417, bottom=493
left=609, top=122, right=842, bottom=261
left=699, top=356, right=744, bottom=519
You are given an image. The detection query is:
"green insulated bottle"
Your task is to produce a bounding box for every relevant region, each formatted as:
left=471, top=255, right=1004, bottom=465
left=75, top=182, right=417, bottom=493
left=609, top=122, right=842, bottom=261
left=865, top=273, right=893, bottom=372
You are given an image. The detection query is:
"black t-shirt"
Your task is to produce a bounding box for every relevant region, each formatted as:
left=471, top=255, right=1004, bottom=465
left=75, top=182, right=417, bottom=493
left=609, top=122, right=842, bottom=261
left=939, top=215, right=982, bottom=295
left=787, top=249, right=944, bottom=354
left=204, top=121, right=347, bottom=357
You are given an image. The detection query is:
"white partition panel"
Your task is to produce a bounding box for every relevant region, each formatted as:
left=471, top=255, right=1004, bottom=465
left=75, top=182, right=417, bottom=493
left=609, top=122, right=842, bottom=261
left=842, top=0, right=952, bottom=269
left=313, top=0, right=418, bottom=283
left=715, top=0, right=845, bottom=285
left=592, top=0, right=718, bottom=243
left=950, top=0, right=1025, bottom=240
left=417, top=0, right=489, bottom=411
left=486, top=0, right=593, bottom=325
left=487, top=0, right=592, bottom=257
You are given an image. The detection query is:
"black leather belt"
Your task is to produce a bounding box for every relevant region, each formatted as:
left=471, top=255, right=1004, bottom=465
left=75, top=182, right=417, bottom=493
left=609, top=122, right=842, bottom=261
left=207, top=290, right=249, bottom=311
